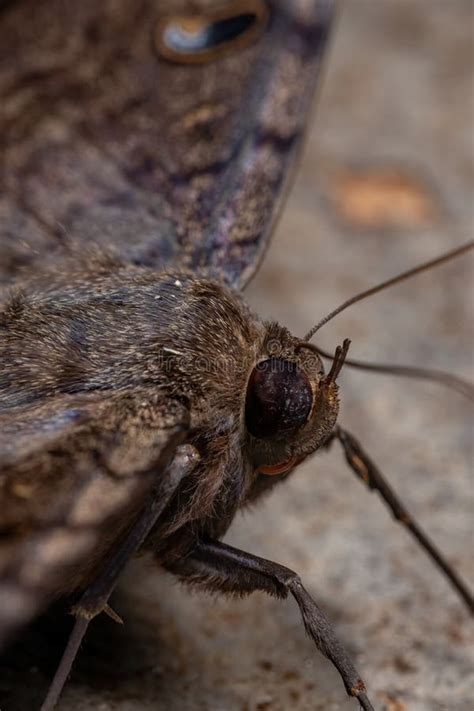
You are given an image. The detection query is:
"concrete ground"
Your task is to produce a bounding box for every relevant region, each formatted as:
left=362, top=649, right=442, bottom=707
left=1, top=1, right=473, bottom=710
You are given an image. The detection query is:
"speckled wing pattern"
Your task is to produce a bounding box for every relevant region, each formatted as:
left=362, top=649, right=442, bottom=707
left=0, top=391, right=188, bottom=648
left=0, top=0, right=334, bottom=291
left=0, top=0, right=334, bottom=648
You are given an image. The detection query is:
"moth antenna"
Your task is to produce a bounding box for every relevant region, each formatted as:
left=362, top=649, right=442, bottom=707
left=311, top=344, right=474, bottom=401
left=324, top=338, right=351, bottom=385
left=304, top=240, right=473, bottom=342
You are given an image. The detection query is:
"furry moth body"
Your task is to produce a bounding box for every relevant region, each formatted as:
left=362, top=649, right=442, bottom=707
left=0, top=1, right=472, bottom=710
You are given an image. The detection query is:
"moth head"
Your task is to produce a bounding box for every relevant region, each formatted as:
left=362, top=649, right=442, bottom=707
left=244, top=327, right=349, bottom=476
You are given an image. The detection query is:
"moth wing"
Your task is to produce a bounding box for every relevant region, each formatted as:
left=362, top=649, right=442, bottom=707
left=0, top=389, right=189, bottom=650
left=0, top=0, right=334, bottom=290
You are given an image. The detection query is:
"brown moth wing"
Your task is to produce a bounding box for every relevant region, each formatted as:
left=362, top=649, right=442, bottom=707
left=0, top=0, right=335, bottom=674
left=0, top=391, right=189, bottom=649
left=0, top=0, right=334, bottom=292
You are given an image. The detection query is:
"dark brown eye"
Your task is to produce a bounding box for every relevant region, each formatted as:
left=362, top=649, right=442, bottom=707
left=245, top=358, right=313, bottom=440
left=155, top=1, right=268, bottom=64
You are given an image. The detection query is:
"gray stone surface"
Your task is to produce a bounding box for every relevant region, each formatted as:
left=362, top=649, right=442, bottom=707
left=2, top=1, right=473, bottom=710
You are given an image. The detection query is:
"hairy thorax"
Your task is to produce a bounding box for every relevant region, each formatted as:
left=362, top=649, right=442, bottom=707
left=0, top=259, right=338, bottom=563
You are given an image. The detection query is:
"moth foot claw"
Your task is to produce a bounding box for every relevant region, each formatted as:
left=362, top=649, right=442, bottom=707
left=71, top=600, right=123, bottom=624
left=103, top=603, right=124, bottom=624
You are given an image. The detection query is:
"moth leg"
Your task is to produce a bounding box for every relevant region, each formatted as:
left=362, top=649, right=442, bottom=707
left=41, top=445, right=198, bottom=711
left=166, top=538, right=374, bottom=711
left=40, top=617, right=89, bottom=711
left=331, top=425, right=474, bottom=613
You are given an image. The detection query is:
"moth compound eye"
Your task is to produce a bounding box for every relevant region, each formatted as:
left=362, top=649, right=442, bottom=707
left=245, top=358, right=313, bottom=440
left=155, top=0, right=268, bottom=64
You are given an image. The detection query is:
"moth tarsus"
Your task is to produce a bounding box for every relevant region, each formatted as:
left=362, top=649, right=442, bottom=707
left=39, top=617, right=89, bottom=711
left=0, top=0, right=472, bottom=709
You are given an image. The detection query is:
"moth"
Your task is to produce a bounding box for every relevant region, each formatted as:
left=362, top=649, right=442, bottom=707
left=0, top=1, right=472, bottom=710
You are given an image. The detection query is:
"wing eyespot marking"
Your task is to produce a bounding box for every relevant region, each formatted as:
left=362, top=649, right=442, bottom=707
left=155, top=0, right=269, bottom=64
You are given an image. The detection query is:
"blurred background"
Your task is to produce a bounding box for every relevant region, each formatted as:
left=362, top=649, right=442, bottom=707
left=2, top=1, right=473, bottom=709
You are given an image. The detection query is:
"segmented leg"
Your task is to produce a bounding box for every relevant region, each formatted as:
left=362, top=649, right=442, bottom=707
left=165, top=538, right=374, bottom=711
left=41, top=445, right=197, bottom=711
left=331, top=426, right=474, bottom=613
